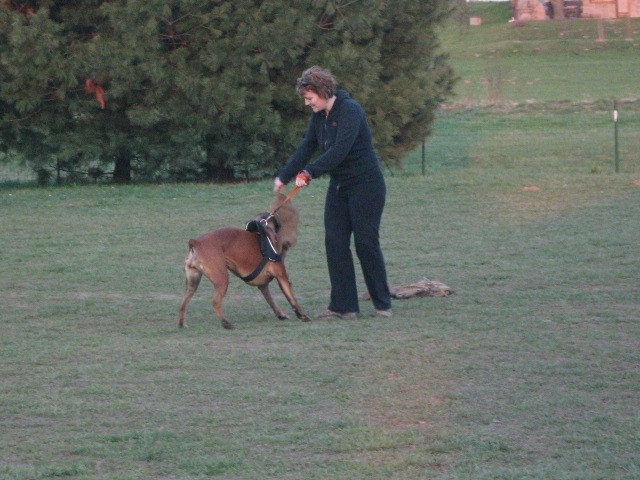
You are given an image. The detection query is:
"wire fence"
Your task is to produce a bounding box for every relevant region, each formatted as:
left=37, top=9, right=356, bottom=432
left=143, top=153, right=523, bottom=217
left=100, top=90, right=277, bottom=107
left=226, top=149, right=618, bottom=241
left=3, top=101, right=639, bottom=186
left=399, top=100, right=640, bottom=177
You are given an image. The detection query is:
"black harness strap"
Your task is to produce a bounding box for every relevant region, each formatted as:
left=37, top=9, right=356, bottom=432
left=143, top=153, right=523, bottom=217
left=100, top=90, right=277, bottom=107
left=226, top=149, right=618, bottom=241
left=241, top=256, right=269, bottom=283
left=241, top=218, right=282, bottom=283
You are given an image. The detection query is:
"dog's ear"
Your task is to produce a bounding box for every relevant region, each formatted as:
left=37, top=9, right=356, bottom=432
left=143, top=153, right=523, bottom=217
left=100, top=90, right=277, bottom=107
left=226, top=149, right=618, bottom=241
left=251, top=212, right=269, bottom=222
left=271, top=215, right=281, bottom=232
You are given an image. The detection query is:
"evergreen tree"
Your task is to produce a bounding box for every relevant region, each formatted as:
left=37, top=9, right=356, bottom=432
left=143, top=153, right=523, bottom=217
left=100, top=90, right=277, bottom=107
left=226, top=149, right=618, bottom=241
left=0, top=0, right=455, bottom=184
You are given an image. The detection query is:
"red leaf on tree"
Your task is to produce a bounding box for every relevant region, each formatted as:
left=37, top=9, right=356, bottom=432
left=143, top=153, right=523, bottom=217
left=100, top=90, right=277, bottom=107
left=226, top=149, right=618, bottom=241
left=85, top=78, right=106, bottom=109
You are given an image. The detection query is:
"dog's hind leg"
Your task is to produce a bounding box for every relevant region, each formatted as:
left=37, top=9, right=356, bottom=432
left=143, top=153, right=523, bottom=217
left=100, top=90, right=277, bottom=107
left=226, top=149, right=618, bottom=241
left=178, top=263, right=202, bottom=328
left=258, top=284, right=289, bottom=320
left=207, top=268, right=234, bottom=330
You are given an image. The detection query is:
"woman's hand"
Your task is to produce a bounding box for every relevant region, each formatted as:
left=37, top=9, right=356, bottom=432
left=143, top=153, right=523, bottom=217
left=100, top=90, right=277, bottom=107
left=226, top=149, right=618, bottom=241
left=295, top=170, right=312, bottom=187
left=273, top=177, right=285, bottom=193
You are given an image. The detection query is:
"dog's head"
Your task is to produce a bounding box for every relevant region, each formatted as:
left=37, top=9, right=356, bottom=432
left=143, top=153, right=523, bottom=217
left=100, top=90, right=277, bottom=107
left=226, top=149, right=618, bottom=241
left=270, top=193, right=299, bottom=256
left=251, top=212, right=281, bottom=232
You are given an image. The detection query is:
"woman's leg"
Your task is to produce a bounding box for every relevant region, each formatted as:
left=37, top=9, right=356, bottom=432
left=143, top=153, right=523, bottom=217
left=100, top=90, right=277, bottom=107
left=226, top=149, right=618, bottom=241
left=349, top=178, right=391, bottom=311
left=325, top=184, right=359, bottom=313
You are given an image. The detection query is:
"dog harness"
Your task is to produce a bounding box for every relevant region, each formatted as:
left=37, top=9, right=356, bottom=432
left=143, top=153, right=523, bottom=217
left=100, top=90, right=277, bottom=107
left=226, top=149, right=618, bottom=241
left=241, top=217, right=282, bottom=283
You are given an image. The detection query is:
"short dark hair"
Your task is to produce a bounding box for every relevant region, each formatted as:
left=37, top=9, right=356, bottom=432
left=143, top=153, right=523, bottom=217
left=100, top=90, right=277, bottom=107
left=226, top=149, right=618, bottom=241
left=295, top=66, right=337, bottom=99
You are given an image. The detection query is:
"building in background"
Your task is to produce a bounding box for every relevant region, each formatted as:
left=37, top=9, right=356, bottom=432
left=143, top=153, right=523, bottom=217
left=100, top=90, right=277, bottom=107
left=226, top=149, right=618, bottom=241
left=512, top=0, right=639, bottom=20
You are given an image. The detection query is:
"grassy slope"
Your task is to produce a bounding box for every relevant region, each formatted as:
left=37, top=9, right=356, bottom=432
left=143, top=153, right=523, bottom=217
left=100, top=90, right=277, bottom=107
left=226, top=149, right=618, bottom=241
left=441, top=2, right=640, bottom=104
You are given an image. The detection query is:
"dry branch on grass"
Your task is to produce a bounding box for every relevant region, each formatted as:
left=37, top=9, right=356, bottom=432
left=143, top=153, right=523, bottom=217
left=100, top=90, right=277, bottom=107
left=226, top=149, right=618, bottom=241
left=363, top=278, right=454, bottom=300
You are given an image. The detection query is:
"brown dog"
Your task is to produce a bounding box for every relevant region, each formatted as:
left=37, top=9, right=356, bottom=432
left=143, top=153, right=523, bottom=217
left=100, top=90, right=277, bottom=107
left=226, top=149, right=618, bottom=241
left=178, top=193, right=310, bottom=330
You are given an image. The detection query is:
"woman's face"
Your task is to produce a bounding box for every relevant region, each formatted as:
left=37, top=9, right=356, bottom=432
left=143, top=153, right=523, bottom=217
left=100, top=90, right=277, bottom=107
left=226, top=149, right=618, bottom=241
left=302, top=90, right=331, bottom=113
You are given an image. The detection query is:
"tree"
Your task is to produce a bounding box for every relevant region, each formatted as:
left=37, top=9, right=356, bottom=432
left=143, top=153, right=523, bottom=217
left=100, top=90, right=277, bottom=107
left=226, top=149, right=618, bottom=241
left=0, top=0, right=455, bottom=184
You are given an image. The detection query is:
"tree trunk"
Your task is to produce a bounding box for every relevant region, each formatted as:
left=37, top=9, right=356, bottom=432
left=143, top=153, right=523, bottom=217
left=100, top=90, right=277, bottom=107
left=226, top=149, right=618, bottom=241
left=113, top=149, right=132, bottom=183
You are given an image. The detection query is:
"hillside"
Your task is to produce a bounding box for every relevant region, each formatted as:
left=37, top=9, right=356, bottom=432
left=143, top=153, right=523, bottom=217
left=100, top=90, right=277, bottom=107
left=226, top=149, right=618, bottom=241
left=439, top=2, right=640, bottom=104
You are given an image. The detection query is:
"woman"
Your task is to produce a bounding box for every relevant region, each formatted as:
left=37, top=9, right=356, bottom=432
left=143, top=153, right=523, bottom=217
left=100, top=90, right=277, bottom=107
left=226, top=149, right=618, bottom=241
left=274, top=66, right=392, bottom=319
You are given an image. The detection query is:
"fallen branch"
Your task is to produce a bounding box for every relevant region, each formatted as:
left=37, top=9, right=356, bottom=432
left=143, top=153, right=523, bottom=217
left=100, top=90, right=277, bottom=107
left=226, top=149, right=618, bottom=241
left=363, top=278, right=454, bottom=300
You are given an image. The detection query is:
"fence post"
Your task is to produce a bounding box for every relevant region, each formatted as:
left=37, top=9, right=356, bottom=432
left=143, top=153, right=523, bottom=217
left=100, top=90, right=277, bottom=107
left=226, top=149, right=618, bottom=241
left=613, top=100, right=619, bottom=173
left=597, top=18, right=606, bottom=42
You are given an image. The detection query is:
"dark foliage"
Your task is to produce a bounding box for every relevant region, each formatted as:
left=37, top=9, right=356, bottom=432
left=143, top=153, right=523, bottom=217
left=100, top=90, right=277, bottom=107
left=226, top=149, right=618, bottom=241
left=0, top=0, right=455, bottom=184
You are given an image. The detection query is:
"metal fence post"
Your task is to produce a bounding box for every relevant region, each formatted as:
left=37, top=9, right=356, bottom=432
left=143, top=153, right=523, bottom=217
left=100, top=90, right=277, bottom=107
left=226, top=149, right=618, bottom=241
left=613, top=100, right=619, bottom=173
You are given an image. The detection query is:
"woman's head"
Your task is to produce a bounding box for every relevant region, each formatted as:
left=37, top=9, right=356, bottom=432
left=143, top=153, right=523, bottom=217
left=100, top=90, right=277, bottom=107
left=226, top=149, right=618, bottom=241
left=296, top=66, right=337, bottom=99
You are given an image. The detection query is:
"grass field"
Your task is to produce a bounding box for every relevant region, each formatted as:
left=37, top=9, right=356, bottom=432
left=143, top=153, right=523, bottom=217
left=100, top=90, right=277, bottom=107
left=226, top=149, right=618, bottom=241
left=2, top=4, right=640, bottom=479
left=2, top=140, right=638, bottom=479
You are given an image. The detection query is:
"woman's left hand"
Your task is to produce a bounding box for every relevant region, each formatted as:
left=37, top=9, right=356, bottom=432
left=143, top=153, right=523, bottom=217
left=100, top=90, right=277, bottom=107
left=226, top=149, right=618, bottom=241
left=295, top=170, right=312, bottom=187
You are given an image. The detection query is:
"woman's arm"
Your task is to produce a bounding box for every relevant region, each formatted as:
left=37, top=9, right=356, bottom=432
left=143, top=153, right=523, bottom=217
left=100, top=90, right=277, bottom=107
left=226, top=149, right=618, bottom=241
left=276, top=117, right=319, bottom=184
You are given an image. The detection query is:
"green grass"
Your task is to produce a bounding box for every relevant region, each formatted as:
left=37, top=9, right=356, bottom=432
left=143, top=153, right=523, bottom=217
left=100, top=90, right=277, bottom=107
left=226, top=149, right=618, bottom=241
left=2, top=5, right=640, bottom=478
left=2, top=147, right=639, bottom=479
left=403, top=101, right=640, bottom=179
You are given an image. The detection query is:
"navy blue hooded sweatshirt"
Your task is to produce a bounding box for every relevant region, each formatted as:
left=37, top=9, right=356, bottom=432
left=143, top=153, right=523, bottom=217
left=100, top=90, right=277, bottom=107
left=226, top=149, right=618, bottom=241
left=277, top=90, right=382, bottom=186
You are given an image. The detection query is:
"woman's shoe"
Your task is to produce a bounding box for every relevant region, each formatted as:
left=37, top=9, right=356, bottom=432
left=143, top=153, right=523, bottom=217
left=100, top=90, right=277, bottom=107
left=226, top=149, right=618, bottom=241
left=316, top=309, right=357, bottom=320
left=374, top=309, right=393, bottom=318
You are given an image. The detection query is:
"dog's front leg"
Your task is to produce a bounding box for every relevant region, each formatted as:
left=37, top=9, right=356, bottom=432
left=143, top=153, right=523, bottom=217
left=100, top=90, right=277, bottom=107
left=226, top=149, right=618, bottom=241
left=258, top=284, right=289, bottom=320
left=273, top=270, right=310, bottom=322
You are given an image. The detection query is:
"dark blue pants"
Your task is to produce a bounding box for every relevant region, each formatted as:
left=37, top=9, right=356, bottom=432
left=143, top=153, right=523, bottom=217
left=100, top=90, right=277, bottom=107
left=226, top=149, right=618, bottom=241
left=324, top=171, right=391, bottom=313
